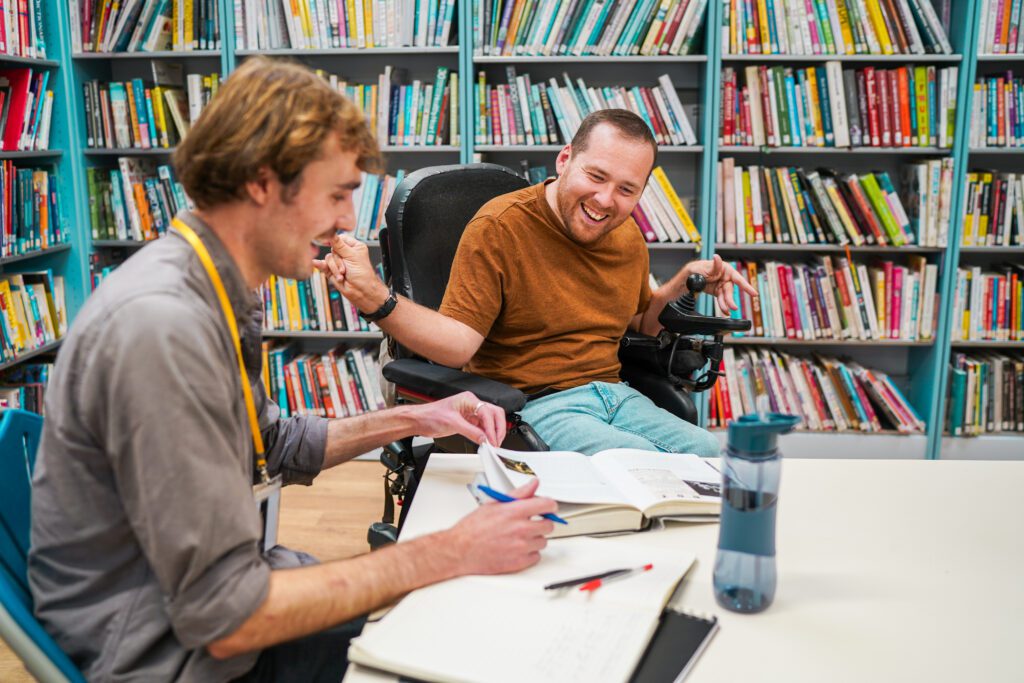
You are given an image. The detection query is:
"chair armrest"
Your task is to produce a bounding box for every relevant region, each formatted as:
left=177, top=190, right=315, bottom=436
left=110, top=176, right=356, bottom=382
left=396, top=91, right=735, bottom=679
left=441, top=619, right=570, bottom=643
left=382, top=359, right=527, bottom=413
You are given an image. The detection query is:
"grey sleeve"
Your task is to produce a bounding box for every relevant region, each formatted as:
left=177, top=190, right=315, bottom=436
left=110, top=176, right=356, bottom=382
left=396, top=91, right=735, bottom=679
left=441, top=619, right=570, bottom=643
left=255, top=378, right=328, bottom=486
left=86, top=298, right=271, bottom=649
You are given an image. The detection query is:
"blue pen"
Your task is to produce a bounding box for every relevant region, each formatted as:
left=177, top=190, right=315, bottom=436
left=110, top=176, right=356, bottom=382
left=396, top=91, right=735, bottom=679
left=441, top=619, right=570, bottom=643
left=477, top=484, right=568, bottom=525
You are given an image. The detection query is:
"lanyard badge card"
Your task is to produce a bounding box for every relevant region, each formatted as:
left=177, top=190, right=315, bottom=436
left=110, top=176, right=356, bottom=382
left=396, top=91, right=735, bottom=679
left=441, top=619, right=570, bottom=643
left=174, top=218, right=283, bottom=548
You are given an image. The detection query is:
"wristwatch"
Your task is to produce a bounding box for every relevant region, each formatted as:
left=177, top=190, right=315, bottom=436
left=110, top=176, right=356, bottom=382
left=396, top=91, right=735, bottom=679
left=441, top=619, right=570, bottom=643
left=359, top=289, right=398, bottom=322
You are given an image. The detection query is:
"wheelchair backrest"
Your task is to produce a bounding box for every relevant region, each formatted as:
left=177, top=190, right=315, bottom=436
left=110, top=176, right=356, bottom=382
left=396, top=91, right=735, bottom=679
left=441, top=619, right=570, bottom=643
left=381, top=164, right=530, bottom=346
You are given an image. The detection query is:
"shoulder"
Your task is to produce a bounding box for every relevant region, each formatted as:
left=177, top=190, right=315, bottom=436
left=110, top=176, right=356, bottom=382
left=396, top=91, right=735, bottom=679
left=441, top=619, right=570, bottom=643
left=470, top=183, right=544, bottom=230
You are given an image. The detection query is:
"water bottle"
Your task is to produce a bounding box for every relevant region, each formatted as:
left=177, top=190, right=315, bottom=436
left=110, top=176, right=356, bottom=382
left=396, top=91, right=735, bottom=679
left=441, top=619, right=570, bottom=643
left=713, top=411, right=799, bottom=614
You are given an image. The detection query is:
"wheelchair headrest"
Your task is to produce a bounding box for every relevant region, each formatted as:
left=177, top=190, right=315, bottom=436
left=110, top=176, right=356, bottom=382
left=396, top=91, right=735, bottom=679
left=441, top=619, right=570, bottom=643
left=383, top=163, right=530, bottom=312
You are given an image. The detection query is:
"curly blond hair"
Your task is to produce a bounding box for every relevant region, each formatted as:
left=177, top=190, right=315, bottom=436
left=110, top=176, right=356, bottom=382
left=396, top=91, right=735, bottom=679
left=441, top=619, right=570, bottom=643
left=174, top=56, right=382, bottom=209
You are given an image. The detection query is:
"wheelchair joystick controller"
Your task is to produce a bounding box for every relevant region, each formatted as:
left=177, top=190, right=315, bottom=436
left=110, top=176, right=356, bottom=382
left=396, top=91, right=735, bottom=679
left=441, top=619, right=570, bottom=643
left=677, top=273, right=706, bottom=315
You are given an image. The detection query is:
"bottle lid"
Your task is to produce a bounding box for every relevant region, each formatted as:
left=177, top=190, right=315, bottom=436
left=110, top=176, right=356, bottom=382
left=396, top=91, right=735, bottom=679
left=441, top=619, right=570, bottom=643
left=727, top=413, right=800, bottom=456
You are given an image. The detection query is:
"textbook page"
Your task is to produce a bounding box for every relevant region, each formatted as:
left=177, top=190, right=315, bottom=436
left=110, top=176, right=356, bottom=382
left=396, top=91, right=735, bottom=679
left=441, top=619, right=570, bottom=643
left=591, top=449, right=723, bottom=515
left=348, top=535, right=696, bottom=683
left=480, top=443, right=627, bottom=505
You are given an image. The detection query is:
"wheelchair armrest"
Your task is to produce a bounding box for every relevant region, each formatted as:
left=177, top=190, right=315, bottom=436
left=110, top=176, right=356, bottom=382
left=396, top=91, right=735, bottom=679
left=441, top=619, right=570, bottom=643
left=659, top=300, right=752, bottom=337
left=382, top=358, right=527, bottom=413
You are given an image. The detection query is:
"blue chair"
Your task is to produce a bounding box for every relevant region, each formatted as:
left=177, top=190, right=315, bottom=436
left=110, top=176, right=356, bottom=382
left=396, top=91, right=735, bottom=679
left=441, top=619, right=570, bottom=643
left=0, top=409, right=86, bottom=682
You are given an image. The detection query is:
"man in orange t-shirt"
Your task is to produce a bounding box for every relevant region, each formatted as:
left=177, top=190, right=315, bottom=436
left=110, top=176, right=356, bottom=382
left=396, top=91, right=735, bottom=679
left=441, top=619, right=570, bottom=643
left=321, top=109, right=756, bottom=456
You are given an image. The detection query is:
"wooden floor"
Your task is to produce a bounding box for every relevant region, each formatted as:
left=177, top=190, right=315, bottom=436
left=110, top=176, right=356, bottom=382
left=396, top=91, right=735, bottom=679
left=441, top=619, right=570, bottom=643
left=0, top=461, right=387, bottom=682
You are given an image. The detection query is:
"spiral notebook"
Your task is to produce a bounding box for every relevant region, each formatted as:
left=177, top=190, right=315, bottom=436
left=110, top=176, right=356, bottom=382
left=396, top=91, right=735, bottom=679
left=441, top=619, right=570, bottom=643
left=629, top=608, right=719, bottom=683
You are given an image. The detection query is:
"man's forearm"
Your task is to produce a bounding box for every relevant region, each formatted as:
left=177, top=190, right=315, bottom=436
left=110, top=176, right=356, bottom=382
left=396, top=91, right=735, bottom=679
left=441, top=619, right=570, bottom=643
left=322, top=405, right=420, bottom=469
left=638, top=265, right=694, bottom=336
left=375, top=297, right=482, bottom=368
left=207, top=531, right=460, bottom=659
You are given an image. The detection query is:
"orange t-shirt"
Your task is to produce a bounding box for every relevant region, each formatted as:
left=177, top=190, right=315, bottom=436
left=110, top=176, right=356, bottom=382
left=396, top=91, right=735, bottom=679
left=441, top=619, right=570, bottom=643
left=439, top=181, right=652, bottom=395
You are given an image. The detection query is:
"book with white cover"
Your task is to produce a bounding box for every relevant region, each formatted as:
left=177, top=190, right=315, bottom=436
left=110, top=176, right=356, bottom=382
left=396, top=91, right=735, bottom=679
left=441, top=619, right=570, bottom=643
left=478, top=443, right=721, bottom=537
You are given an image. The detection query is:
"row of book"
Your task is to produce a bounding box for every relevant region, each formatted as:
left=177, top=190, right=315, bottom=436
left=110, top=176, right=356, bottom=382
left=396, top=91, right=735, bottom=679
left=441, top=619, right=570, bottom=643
left=474, top=0, right=709, bottom=57
left=950, top=266, right=1023, bottom=342
left=634, top=166, right=701, bottom=243
left=720, top=255, right=939, bottom=341
left=371, top=66, right=459, bottom=146
left=0, top=0, right=45, bottom=58
left=86, top=161, right=193, bottom=241
left=962, top=172, right=1024, bottom=247
left=968, top=71, right=1024, bottom=148
left=709, top=347, right=925, bottom=432
left=0, top=67, right=54, bottom=152
left=947, top=352, right=1024, bottom=435
left=70, top=0, right=220, bottom=53
left=262, top=344, right=387, bottom=419
left=0, top=363, right=50, bottom=414
left=977, top=0, right=1024, bottom=55
left=475, top=71, right=697, bottom=147
left=722, top=0, right=952, bottom=55
left=0, top=271, right=66, bottom=363
left=1, top=165, right=68, bottom=258
left=721, top=63, right=958, bottom=149
left=235, top=0, right=456, bottom=50
left=716, top=159, right=952, bottom=247
left=351, top=170, right=403, bottom=241
left=260, top=272, right=379, bottom=334
left=82, top=78, right=202, bottom=150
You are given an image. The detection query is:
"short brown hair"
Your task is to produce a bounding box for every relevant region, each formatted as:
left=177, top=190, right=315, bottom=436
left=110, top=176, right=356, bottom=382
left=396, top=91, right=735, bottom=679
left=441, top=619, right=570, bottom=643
left=174, top=56, right=382, bottom=209
left=569, top=109, right=658, bottom=166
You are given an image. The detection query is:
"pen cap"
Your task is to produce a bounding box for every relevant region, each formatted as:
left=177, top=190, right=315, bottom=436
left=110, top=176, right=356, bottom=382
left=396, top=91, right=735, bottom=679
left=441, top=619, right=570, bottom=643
left=726, top=413, right=800, bottom=458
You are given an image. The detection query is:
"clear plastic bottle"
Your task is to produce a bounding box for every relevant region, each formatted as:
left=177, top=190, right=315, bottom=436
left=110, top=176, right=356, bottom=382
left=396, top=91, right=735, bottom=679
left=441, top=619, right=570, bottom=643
left=713, top=412, right=799, bottom=614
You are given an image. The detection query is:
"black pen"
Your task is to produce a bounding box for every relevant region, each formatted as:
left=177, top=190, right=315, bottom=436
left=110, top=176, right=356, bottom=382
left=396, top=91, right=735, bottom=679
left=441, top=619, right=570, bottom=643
left=544, top=564, right=652, bottom=591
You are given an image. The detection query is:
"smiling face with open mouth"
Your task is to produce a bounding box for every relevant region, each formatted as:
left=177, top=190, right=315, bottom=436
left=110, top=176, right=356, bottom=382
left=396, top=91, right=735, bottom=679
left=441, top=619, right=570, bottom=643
left=549, top=122, right=655, bottom=247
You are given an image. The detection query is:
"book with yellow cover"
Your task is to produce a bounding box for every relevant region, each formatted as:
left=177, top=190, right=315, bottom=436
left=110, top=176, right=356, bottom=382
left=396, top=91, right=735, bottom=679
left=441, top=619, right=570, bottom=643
left=651, top=166, right=700, bottom=242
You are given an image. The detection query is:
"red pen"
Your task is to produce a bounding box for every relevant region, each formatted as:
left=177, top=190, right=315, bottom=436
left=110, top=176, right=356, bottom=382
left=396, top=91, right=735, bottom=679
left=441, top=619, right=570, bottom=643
left=579, top=564, right=654, bottom=592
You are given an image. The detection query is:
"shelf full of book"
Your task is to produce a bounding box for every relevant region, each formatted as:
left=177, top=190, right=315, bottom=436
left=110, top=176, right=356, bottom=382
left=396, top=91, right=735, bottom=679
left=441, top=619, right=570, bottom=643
left=24, top=0, right=1015, bottom=458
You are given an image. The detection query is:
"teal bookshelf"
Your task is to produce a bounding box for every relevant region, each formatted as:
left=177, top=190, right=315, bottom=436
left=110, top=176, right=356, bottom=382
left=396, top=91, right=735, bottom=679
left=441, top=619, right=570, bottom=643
left=21, top=0, right=1018, bottom=459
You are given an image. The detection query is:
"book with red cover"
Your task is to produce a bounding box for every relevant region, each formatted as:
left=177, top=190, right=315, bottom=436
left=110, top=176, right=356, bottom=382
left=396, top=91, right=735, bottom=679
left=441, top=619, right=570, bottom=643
left=0, top=68, right=31, bottom=151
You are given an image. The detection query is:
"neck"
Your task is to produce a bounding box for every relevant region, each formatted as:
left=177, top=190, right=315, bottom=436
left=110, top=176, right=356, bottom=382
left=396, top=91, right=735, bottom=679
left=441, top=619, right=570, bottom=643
left=544, top=177, right=565, bottom=229
left=193, top=205, right=267, bottom=289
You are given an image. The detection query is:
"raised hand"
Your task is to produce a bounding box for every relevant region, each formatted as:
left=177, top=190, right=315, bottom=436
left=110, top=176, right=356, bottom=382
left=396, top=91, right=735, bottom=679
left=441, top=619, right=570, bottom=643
left=685, top=255, right=758, bottom=314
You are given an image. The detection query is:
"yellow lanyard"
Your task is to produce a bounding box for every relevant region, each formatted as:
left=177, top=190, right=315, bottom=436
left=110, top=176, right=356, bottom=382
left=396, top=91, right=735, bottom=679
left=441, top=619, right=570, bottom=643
left=172, top=217, right=270, bottom=484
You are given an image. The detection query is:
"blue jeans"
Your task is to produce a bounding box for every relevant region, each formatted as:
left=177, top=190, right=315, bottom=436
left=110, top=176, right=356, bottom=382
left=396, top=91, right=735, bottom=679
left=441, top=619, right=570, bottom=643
left=519, top=381, right=721, bottom=456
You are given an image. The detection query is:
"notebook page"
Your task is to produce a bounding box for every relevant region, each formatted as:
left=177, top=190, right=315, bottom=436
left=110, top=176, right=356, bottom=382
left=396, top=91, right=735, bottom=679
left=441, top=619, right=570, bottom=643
left=349, top=535, right=696, bottom=683
left=480, top=444, right=626, bottom=504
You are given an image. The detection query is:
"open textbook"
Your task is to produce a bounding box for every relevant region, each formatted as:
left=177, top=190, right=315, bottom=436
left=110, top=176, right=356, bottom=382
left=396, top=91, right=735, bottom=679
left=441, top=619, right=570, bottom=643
left=478, top=443, right=722, bottom=537
left=349, top=534, right=697, bottom=683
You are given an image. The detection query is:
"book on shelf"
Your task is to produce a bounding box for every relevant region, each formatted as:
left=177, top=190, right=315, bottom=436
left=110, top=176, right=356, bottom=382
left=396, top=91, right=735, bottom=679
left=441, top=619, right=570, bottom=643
left=477, top=442, right=721, bottom=538
left=261, top=343, right=387, bottom=419
left=0, top=270, right=66, bottom=363
left=720, top=62, right=957, bottom=149
left=722, top=0, right=952, bottom=55
left=717, top=255, right=939, bottom=341
left=69, top=0, right=220, bottom=53
left=260, top=271, right=380, bottom=333
left=352, top=169, right=404, bottom=240
left=475, top=70, right=697, bottom=146
left=977, top=0, right=1024, bottom=55
left=0, top=163, right=67, bottom=257
left=947, top=352, right=1024, bottom=436
left=0, top=67, right=54, bottom=152
left=968, top=71, right=1024, bottom=149
left=474, top=0, right=710, bottom=57
left=709, top=347, right=925, bottom=432
left=0, top=362, right=51, bottom=414
left=950, top=265, right=1024, bottom=342
left=234, top=0, right=457, bottom=50
left=961, top=172, right=1024, bottom=246
left=371, top=65, right=459, bottom=146
left=0, top=0, right=46, bottom=59
left=634, top=165, right=701, bottom=243
left=716, top=159, right=952, bottom=246
left=86, top=161, right=192, bottom=241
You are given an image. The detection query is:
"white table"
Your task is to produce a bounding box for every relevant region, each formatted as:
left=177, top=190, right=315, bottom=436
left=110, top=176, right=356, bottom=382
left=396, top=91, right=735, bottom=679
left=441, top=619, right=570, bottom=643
left=346, top=455, right=1024, bottom=682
